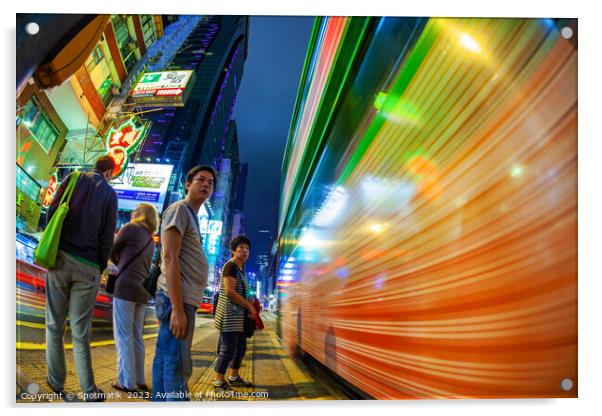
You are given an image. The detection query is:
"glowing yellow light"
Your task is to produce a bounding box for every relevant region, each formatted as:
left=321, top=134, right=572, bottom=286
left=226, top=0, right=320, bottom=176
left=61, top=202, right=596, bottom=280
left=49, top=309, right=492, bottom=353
left=459, top=33, right=482, bottom=54
left=511, top=165, right=524, bottom=178
left=299, top=231, right=331, bottom=248
left=369, top=223, right=384, bottom=233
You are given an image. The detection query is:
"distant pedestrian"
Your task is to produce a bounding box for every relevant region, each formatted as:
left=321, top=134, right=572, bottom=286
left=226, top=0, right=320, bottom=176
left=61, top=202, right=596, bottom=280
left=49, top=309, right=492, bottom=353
left=263, top=296, right=269, bottom=310
left=152, top=165, right=215, bottom=401
left=45, top=156, right=118, bottom=402
left=110, top=203, right=158, bottom=393
left=213, top=235, right=257, bottom=391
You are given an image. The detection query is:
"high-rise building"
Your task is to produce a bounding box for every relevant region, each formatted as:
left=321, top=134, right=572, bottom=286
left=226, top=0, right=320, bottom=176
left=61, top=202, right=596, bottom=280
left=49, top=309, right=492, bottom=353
left=234, top=163, right=248, bottom=210
left=231, top=162, right=248, bottom=238
left=255, top=228, right=273, bottom=297
left=134, top=15, right=249, bottom=284
left=137, top=16, right=248, bottom=184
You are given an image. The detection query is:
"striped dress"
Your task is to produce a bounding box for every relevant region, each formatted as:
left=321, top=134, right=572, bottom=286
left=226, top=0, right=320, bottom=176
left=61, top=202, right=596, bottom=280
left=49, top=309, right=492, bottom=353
left=214, top=261, right=249, bottom=333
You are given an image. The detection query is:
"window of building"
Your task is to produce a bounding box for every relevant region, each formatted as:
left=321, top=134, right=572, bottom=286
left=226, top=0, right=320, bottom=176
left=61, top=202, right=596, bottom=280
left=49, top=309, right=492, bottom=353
left=16, top=164, right=41, bottom=203
left=112, top=15, right=129, bottom=45
left=141, top=15, right=156, bottom=47
left=112, top=15, right=137, bottom=72
left=85, top=45, right=105, bottom=72
left=97, top=76, right=114, bottom=105
left=123, top=51, right=137, bottom=72
left=17, top=96, right=60, bottom=153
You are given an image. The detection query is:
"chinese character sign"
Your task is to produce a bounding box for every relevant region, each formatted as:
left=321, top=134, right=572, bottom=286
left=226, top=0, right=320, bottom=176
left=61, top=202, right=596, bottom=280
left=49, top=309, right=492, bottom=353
left=42, top=172, right=59, bottom=208
left=105, top=118, right=149, bottom=177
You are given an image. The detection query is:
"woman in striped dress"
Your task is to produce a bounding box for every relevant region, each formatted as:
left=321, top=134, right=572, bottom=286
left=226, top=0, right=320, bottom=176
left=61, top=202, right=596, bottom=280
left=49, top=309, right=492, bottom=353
left=213, top=235, right=257, bottom=391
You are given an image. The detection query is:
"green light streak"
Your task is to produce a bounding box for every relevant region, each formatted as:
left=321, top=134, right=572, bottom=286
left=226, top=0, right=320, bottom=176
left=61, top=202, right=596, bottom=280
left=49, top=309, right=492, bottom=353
left=338, top=18, right=440, bottom=184
left=281, top=17, right=371, bottom=238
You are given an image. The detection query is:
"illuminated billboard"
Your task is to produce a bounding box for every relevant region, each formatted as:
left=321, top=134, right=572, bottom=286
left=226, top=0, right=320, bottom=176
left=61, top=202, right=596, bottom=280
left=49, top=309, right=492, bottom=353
left=128, top=70, right=195, bottom=107
left=111, top=163, right=174, bottom=214
left=205, top=220, right=223, bottom=256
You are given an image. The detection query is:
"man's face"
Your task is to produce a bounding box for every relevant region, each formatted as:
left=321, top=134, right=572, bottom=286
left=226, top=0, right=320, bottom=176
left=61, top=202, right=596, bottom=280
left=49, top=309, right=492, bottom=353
left=186, top=170, right=214, bottom=203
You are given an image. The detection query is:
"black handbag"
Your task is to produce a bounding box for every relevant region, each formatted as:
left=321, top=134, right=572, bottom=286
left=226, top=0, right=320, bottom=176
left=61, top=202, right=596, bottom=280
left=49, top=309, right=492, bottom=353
left=106, top=235, right=153, bottom=295
left=142, top=263, right=162, bottom=297
left=244, top=310, right=256, bottom=338
left=106, top=273, right=118, bottom=294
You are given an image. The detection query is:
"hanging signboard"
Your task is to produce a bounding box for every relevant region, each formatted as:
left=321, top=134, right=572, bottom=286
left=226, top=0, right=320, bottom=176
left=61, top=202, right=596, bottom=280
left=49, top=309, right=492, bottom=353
left=128, top=70, right=195, bottom=107
left=105, top=117, right=149, bottom=177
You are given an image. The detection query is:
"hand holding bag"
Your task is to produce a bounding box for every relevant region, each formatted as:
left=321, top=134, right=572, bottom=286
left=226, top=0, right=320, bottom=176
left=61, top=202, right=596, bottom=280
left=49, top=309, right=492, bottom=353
left=34, top=172, right=80, bottom=269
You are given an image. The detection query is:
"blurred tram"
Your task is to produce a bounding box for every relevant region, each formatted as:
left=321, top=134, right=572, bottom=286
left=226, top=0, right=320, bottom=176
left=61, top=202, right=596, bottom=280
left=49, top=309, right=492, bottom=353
left=277, top=17, right=577, bottom=399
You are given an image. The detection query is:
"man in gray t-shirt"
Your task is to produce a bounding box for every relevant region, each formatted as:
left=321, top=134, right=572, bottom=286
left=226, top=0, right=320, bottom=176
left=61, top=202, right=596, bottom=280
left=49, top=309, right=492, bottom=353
left=156, top=200, right=208, bottom=307
left=152, top=165, right=215, bottom=401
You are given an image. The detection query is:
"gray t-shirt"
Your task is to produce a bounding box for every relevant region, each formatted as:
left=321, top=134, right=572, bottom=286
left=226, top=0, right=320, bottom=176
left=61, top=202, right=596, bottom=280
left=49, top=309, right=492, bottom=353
left=157, top=200, right=208, bottom=308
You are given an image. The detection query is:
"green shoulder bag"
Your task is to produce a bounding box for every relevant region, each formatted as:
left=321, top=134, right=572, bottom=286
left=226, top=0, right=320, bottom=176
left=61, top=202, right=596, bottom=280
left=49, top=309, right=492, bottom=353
left=33, top=172, right=81, bottom=269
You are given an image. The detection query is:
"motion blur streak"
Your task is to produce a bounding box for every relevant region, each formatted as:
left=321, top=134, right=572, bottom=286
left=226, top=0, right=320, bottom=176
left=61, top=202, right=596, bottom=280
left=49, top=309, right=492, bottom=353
left=277, top=17, right=577, bottom=399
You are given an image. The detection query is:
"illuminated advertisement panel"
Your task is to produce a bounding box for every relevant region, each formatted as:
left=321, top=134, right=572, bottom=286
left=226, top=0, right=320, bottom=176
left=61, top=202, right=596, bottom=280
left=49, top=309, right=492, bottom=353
left=111, top=163, right=174, bottom=214
left=128, top=70, right=195, bottom=107
left=205, top=220, right=223, bottom=256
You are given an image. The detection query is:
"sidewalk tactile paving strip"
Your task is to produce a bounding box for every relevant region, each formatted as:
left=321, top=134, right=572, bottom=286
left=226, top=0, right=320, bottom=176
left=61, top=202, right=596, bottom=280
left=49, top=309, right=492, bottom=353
left=17, top=312, right=340, bottom=402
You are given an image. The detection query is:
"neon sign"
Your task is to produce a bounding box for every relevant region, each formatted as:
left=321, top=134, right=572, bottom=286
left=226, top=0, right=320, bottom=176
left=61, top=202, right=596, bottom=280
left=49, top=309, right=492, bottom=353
left=42, top=172, right=59, bottom=208
left=105, top=118, right=148, bottom=177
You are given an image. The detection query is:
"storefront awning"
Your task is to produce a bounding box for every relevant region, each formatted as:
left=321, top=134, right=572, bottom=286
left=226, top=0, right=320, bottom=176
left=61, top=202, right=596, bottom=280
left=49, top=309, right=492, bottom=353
left=17, top=14, right=110, bottom=90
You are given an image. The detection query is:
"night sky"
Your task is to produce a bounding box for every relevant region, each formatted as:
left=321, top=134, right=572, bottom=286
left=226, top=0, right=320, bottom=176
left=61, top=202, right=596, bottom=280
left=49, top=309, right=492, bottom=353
left=232, top=16, right=314, bottom=261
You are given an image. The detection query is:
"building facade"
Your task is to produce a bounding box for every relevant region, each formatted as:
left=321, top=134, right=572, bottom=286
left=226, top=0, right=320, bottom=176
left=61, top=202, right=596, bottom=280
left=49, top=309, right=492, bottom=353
left=17, top=14, right=164, bottom=235
left=17, top=14, right=250, bottom=300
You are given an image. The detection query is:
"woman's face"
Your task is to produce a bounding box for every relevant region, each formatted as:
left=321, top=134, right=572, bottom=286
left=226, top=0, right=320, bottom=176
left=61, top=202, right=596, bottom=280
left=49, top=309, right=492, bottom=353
left=232, top=243, right=250, bottom=263
left=131, top=207, right=141, bottom=222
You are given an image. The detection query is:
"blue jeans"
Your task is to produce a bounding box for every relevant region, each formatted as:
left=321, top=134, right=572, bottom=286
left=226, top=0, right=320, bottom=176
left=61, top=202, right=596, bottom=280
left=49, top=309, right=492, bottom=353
left=45, top=251, right=101, bottom=394
left=151, top=292, right=196, bottom=401
left=113, top=298, right=147, bottom=389
left=215, top=331, right=247, bottom=375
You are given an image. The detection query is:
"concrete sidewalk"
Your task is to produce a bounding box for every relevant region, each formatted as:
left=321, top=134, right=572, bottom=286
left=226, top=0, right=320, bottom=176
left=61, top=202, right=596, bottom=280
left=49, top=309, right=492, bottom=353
left=16, top=312, right=343, bottom=402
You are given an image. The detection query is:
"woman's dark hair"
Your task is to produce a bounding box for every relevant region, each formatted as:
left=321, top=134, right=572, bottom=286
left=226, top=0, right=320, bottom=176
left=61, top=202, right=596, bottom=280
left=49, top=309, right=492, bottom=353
left=230, top=235, right=251, bottom=252
left=186, top=165, right=217, bottom=184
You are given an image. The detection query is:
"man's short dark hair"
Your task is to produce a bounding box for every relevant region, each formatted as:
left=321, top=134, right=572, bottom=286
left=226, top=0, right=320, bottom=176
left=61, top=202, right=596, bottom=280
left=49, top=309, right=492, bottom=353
left=230, top=235, right=251, bottom=252
left=186, top=165, right=217, bottom=184
left=95, top=156, right=116, bottom=173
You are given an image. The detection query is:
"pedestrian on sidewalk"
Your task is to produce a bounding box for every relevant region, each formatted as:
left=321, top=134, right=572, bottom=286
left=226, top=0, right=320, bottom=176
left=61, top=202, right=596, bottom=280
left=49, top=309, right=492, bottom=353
left=109, top=203, right=158, bottom=393
left=45, top=156, right=118, bottom=402
left=151, top=165, right=215, bottom=401
left=213, top=235, right=257, bottom=391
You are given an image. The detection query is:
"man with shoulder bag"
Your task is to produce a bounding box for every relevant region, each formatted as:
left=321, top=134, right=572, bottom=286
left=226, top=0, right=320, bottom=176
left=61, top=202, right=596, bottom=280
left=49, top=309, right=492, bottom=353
left=43, top=156, right=118, bottom=402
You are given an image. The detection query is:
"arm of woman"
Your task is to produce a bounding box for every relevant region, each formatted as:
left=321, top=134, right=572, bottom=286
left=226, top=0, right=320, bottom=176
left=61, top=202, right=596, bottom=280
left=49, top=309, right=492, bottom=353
left=224, top=276, right=256, bottom=315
